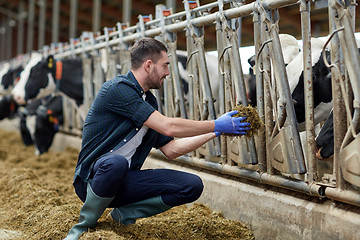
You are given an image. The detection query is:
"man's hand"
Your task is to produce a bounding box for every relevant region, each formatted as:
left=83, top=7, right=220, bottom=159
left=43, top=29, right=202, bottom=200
left=213, top=110, right=250, bottom=135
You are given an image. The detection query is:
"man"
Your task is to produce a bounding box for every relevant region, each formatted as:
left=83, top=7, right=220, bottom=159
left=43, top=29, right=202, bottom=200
left=64, top=37, right=250, bottom=240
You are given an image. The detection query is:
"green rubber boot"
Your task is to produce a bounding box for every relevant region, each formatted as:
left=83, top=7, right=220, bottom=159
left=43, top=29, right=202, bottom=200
left=64, top=183, right=113, bottom=240
left=107, top=196, right=172, bottom=225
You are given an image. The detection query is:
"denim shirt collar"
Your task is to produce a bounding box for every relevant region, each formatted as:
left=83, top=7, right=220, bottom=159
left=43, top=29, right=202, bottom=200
left=127, top=70, right=145, bottom=95
left=126, top=70, right=157, bottom=108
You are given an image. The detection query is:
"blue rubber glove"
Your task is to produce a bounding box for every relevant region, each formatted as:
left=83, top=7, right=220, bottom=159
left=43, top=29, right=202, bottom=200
left=215, top=132, right=222, bottom=137
left=213, top=110, right=250, bottom=135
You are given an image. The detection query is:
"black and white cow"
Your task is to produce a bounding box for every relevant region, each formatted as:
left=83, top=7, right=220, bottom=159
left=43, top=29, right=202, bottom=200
left=34, top=95, right=64, bottom=154
left=315, top=109, right=334, bottom=159
left=17, top=95, right=63, bottom=154
left=11, top=53, right=83, bottom=154
left=176, top=50, right=219, bottom=115
left=12, top=53, right=83, bottom=106
left=0, top=64, right=23, bottom=93
left=0, top=63, right=24, bottom=120
left=313, top=39, right=360, bottom=160
left=0, top=95, right=19, bottom=120
left=248, top=34, right=301, bottom=106
left=248, top=36, right=332, bottom=132
left=287, top=37, right=332, bottom=131
left=0, top=62, right=11, bottom=92
left=176, top=51, right=190, bottom=97
left=18, top=99, right=42, bottom=146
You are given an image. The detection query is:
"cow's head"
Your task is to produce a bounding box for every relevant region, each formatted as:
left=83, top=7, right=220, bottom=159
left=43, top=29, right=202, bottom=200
left=246, top=34, right=300, bottom=107
left=0, top=95, right=18, bottom=120
left=12, top=53, right=56, bottom=105
left=279, top=34, right=301, bottom=65
left=290, top=38, right=332, bottom=128
left=0, top=62, right=11, bottom=93
left=315, top=110, right=334, bottom=159
left=1, top=65, right=23, bottom=92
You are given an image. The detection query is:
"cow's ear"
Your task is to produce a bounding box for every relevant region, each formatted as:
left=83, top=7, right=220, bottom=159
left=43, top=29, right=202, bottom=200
left=47, top=56, right=55, bottom=69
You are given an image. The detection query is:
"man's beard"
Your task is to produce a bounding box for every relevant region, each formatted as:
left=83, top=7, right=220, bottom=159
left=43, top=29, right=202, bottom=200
left=147, top=67, right=164, bottom=89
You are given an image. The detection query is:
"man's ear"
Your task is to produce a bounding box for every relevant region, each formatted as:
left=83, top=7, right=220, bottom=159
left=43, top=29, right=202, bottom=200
left=144, top=59, right=152, bottom=73
left=47, top=55, right=55, bottom=70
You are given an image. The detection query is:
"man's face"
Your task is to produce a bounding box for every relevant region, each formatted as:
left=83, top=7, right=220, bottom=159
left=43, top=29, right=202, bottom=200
left=147, top=51, right=170, bottom=89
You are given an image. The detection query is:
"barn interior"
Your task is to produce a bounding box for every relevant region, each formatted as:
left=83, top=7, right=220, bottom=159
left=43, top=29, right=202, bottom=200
left=1, top=1, right=360, bottom=239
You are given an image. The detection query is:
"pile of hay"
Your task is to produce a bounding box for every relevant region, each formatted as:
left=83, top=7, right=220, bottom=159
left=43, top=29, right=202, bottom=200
left=0, top=128, right=255, bottom=240
left=225, top=105, right=264, bottom=137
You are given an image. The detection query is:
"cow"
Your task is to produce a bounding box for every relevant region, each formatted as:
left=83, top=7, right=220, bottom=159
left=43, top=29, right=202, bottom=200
left=176, top=51, right=190, bottom=97
left=0, top=95, right=19, bottom=120
left=18, top=99, right=42, bottom=146
left=248, top=34, right=301, bottom=106
left=287, top=37, right=332, bottom=131
left=315, top=109, right=334, bottom=160
left=0, top=64, right=23, bottom=93
left=0, top=62, right=11, bottom=93
left=17, top=95, right=63, bottom=154
left=12, top=53, right=83, bottom=106
left=247, top=36, right=333, bottom=132
left=11, top=53, right=83, bottom=154
left=163, top=50, right=219, bottom=116
left=311, top=38, right=360, bottom=160
left=0, top=62, right=10, bottom=90
left=33, top=95, right=63, bottom=154
left=0, top=63, right=24, bottom=120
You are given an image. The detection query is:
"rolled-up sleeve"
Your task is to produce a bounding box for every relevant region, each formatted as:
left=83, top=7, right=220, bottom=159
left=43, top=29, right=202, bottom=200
left=154, top=134, right=174, bottom=149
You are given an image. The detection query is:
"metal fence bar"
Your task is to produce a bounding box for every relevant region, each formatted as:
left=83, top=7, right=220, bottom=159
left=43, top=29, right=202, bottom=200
left=328, top=0, right=347, bottom=190
left=253, top=1, right=266, bottom=172
left=300, top=0, right=318, bottom=182
left=151, top=149, right=323, bottom=198
left=54, top=0, right=298, bottom=59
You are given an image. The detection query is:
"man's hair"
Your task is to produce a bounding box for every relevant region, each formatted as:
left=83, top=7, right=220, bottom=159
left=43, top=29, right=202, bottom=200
left=130, top=37, right=168, bottom=70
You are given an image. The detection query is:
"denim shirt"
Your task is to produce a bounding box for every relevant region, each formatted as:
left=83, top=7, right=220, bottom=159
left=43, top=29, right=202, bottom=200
left=73, top=71, right=174, bottom=183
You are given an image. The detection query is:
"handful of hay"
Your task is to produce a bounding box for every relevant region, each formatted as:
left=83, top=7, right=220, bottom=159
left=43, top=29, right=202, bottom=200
left=225, top=105, right=264, bottom=137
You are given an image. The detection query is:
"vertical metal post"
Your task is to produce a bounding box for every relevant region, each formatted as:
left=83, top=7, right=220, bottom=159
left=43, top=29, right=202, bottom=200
left=26, top=0, right=35, bottom=53
left=349, top=0, right=356, bottom=30
left=260, top=14, right=274, bottom=175
left=17, top=0, right=25, bottom=55
left=38, top=0, right=46, bottom=50
left=6, top=17, right=13, bottom=59
left=329, top=0, right=346, bottom=189
left=253, top=2, right=266, bottom=172
left=237, top=17, right=242, bottom=47
left=92, top=0, right=101, bottom=33
left=69, top=0, right=78, bottom=39
left=216, top=0, right=227, bottom=163
left=166, top=0, right=176, bottom=12
left=123, top=0, right=132, bottom=25
left=300, top=0, right=317, bottom=181
left=52, top=0, right=60, bottom=43
left=0, top=20, right=5, bottom=60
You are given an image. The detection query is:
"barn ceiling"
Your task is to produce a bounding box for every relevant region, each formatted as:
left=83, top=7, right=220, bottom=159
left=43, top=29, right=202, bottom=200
left=0, top=0, right=360, bottom=60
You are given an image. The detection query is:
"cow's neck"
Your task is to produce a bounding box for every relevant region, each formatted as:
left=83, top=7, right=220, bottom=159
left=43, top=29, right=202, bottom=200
left=55, top=59, right=83, bottom=105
